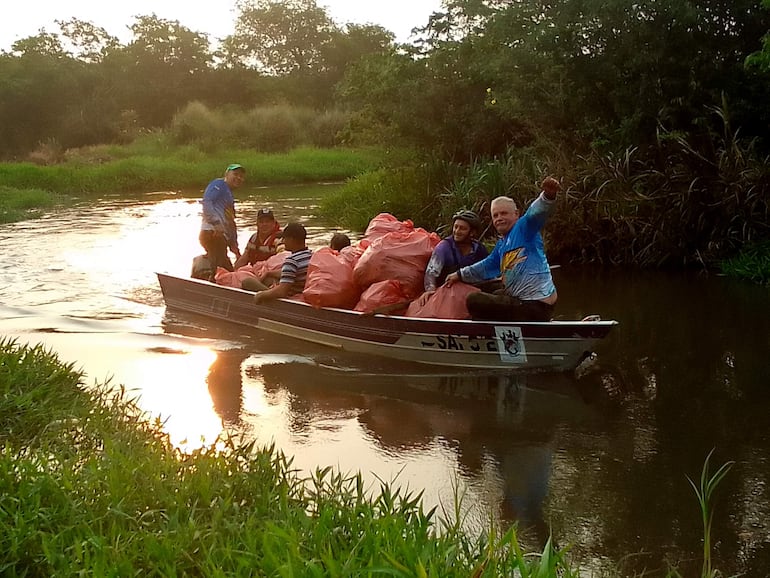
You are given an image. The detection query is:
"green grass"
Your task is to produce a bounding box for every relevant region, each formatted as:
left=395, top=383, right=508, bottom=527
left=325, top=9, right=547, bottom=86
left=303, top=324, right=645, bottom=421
left=0, top=139, right=388, bottom=224
left=0, top=186, right=59, bottom=223
left=720, top=240, right=770, bottom=284
left=0, top=338, right=580, bottom=576
left=0, top=140, right=386, bottom=197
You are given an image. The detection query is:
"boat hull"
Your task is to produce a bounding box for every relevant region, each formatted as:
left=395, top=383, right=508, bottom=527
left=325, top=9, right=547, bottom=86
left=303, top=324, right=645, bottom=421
left=157, top=273, right=617, bottom=372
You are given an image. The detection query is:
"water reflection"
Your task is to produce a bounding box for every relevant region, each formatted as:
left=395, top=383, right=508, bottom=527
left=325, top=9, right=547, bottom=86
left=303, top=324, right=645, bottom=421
left=249, top=361, right=600, bottom=541
left=206, top=349, right=247, bottom=425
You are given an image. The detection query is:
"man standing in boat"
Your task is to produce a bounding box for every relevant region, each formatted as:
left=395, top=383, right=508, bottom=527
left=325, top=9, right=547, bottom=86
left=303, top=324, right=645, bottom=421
left=199, top=163, right=245, bottom=272
left=444, top=176, right=561, bottom=322
left=252, top=222, right=313, bottom=303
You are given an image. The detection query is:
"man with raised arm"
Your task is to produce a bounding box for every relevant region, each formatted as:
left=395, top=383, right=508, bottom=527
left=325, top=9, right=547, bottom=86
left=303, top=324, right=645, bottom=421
left=445, top=176, right=561, bottom=322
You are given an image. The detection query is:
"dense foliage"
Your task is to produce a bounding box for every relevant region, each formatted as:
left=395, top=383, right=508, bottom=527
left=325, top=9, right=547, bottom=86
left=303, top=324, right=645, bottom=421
left=0, top=1, right=394, bottom=158
left=2, top=0, right=769, bottom=271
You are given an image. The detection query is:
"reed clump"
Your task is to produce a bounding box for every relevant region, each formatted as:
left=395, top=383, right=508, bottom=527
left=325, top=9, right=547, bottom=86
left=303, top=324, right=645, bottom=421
left=0, top=338, right=579, bottom=576
left=322, top=109, right=769, bottom=281
left=719, top=240, right=770, bottom=284
left=0, top=186, right=58, bottom=223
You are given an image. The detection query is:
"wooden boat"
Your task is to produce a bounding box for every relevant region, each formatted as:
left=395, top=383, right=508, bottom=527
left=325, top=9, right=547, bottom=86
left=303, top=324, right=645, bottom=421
left=157, top=273, right=617, bottom=372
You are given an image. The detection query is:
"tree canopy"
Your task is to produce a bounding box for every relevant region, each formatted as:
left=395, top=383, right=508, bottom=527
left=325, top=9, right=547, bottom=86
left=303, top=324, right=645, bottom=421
left=0, top=0, right=768, bottom=163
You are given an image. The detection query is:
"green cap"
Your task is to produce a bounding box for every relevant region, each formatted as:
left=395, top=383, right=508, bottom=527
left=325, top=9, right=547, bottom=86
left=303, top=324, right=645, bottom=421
left=226, top=163, right=244, bottom=172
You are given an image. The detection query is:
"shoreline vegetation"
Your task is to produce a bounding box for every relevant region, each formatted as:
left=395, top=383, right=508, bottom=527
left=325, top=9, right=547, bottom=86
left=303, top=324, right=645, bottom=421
left=0, top=1, right=767, bottom=280
left=0, top=339, right=732, bottom=576
left=3, top=133, right=769, bottom=285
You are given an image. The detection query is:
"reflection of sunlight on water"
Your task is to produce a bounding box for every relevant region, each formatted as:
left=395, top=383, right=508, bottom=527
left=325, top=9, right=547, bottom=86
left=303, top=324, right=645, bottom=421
left=128, top=346, right=223, bottom=452
left=66, top=199, right=203, bottom=284
left=229, top=358, right=502, bottom=535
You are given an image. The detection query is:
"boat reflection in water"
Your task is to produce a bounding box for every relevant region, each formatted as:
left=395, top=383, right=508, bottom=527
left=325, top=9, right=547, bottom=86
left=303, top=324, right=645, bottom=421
left=202, top=346, right=604, bottom=542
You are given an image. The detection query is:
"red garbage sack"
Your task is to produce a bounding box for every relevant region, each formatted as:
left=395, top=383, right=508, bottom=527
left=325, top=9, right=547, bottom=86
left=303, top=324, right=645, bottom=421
left=251, top=250, right=290, bottom=279
left=215, top=251, right=289, bottom=289
left=339, top=241, right=368, bottom=269
left=214, top=266, right=258, bottom=288
left=354, top=279, right=411, bottom=313
left=406, top=282, right=481, bottom=319
left=364, top=213, right=414, bottom=241
left=353, top=229, right=441, bottom=299
left=303, top=247, right=360, bottom=309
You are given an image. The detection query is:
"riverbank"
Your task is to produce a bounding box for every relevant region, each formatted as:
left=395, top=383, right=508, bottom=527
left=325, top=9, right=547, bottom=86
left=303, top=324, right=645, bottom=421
left=0, top=339, right=575, bottom=576
left=0, top=140, right=387, bottom=224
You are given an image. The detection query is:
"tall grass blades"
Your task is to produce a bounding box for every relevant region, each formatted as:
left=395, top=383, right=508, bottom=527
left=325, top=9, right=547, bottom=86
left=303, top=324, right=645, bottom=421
left=550, top=107, right=770, bottom=270
left=0, top=186, right=58, bottom=223
left=687, top=449, right=734, bottom=578
left=319, top=166, right=437, bottom=231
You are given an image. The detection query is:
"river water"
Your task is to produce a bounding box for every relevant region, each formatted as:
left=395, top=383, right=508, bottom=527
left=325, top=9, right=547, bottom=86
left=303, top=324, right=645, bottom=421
left=1, top=185, right=768, bottom=576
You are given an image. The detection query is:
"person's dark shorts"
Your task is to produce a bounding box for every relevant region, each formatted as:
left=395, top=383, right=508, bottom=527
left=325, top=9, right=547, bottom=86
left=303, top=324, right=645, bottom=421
left=466, top=291, right=554, bottom=322
left=199, top=230, right=234, bottom=272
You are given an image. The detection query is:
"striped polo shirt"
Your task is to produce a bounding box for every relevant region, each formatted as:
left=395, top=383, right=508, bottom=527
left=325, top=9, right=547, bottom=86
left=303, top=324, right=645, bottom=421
left=279, top=248, right=313, bottom=295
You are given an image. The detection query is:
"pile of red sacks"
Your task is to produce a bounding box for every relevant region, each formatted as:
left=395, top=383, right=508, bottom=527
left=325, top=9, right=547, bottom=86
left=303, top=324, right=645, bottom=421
left=302, top=213, right=441, bottom=314
left=213, top=213, right=479, bottom=319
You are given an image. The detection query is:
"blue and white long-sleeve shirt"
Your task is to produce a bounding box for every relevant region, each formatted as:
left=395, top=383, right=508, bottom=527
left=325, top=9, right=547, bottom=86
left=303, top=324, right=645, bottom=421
left=458, top=192, right=556, bottom=301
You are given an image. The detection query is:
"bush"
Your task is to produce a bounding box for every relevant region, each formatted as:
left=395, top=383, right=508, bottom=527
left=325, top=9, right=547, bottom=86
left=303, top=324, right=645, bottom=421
left=169, top=102, right=351, bottom=152
left=242, top=104, right=305, bottom=152
left=319, top=167, right=435, bottom=231
left=720, top=240, right=770, bottom=284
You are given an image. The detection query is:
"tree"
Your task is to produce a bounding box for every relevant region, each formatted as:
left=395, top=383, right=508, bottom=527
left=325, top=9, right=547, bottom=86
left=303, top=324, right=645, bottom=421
left=10, top=31, right=67, bottom=59
left=105, top=14, right=214, bottom=126
left=56, top=18, right=119, bottom=63
left=350, top=0, right=770, bottom=156
left=227, top=0, right=337, bottom=75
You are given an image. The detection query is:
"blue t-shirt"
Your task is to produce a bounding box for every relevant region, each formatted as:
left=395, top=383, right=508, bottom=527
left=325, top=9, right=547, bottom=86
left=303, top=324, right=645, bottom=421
left=459, top=193, right=556, bottom=301
left=200, top=178, right=238, bottom=253
left=424, top=237, right=488, bottom=291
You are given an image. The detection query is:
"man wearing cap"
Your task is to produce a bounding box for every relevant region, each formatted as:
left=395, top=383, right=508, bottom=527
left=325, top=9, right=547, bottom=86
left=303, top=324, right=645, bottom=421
left=234, top=208, right=282, bottom=268
left=253, top=222, right=313, bottom=304
left=199, top=164, right=245, bottom=273
left=445, top=176, right=561, bottom=321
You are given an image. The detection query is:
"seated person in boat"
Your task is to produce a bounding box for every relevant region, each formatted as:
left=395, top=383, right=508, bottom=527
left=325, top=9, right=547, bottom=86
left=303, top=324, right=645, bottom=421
left=415, top=210, right=488, bottom=306
left=445, top=177, right=561, bottom=322
left=425, top=210, right=488, bottom=291
left=330, top=232, right=351, bottom=251
left=234, top=208, right=281, bottom=268
left=252, top=222, right=313, bottom=303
